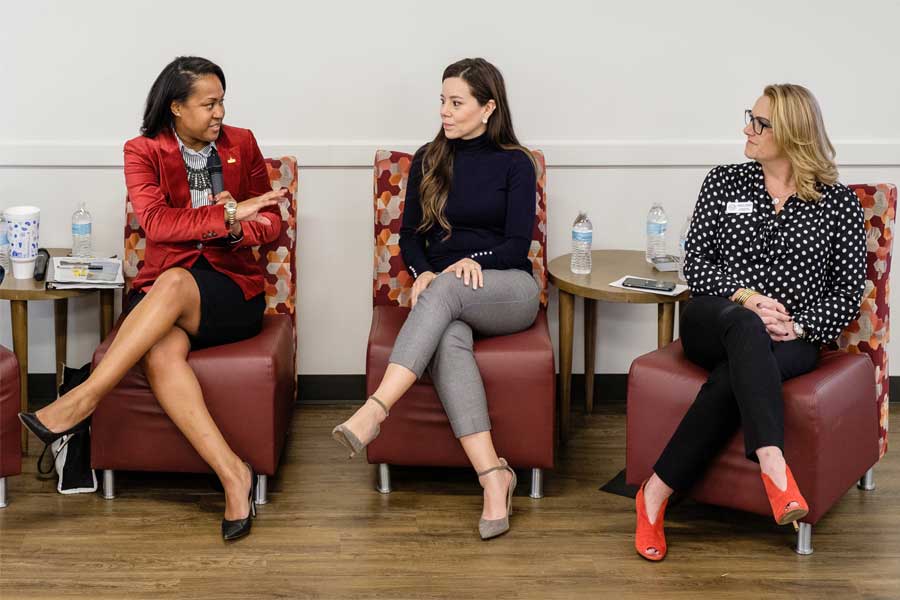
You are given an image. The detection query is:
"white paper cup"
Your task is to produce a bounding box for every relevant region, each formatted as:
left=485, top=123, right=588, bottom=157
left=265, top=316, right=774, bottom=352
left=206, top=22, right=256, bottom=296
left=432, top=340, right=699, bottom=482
left=11, top=256, right=36, bottom=279
left=4, top=206, right=40, bottom=276
left=3, top=206, right=41, bottom=258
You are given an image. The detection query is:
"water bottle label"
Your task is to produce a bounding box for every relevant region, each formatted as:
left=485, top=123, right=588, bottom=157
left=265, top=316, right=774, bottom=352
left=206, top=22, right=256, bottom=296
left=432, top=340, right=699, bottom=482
left=572, top=230, right=592, bottom=243
left=72, top=223, right=92, bottom=235
left=647, top=223, right=667, bottom=235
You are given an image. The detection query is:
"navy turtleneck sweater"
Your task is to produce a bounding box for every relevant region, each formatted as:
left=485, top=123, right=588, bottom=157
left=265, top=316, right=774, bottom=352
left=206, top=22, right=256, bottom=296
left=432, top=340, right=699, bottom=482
left=399, top=132, right=537, bottom=278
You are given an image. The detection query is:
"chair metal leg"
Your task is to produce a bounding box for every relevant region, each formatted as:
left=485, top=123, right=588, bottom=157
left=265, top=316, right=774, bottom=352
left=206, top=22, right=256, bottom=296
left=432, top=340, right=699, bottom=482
left=102, top=469, right=115, bottom=500
left=0, top=477, right=7, bottom=508
left=529, top=468, right=544, bottom=499
left=255, top=474, right=268, bottom=505
left=858, top=467, right=875, bottom=491
left=376, top=463, right=392, bottom=494
left=795, top=522, right=813, bottom=555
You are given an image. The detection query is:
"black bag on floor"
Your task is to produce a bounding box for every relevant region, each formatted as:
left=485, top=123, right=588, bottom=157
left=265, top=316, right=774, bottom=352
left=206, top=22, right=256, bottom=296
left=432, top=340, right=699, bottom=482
left=36, top=364, right=97, bottom=494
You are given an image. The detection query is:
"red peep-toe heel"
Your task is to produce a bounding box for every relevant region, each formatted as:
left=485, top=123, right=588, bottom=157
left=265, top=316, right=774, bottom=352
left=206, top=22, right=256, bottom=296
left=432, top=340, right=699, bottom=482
left=761, top=464, right=809, bottom=525
left=635, top=480, right=668, bottom=561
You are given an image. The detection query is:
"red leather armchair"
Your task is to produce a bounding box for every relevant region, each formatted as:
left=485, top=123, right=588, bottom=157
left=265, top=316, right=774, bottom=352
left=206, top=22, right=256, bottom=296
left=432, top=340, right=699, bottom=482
left=90, top=157, right=299, bottom=505
left=626, top=183, right=896, bottom=554
left=365, top=150, right=555, bottom=498
left=0, top=345, right=23, bottom=507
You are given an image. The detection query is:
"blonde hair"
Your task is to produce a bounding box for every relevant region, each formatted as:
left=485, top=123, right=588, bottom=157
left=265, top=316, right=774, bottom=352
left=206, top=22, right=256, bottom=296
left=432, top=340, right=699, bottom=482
left=763, top=84, right=838, bottom=201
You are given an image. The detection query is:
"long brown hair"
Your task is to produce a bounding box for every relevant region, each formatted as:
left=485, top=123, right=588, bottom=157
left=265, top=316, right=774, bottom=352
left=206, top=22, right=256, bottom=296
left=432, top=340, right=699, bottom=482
left=764, top=84, right=839, bottom=201
left=418, top=58, right=538, bottom=237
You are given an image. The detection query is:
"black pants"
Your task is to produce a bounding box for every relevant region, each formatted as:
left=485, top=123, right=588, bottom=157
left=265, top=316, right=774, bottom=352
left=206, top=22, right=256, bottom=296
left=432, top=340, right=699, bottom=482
left=653, top=295, right=820, bottom=492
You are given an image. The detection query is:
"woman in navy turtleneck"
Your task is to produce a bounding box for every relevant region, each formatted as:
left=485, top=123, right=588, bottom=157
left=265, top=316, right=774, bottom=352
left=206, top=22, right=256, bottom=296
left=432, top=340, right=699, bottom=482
left=333, top=58, right=540, bottom=540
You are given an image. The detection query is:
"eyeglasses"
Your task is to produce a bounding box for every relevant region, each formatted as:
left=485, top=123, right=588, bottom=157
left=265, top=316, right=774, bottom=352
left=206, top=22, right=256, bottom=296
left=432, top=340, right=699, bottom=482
left=745, top=110, right=772, bottom=135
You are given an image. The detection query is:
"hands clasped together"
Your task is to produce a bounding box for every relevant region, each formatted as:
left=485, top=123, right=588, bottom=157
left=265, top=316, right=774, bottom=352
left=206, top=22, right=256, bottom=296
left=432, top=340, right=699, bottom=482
left=740, top=291, right=798, bottom=342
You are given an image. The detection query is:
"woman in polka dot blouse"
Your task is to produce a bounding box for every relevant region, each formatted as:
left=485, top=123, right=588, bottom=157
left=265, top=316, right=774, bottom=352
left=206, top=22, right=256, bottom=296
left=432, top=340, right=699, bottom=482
left=633, top=84, right=867, bottom=561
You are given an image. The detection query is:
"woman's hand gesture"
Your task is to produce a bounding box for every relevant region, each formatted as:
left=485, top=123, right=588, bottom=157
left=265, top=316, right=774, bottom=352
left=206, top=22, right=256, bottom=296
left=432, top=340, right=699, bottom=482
left=740, top=291, right=793, bottom=342
left=213, top=189, right=286, bottom=226
left=411, top=271, right=437, bottom=308
left=442, top=258, right=483, bottom=290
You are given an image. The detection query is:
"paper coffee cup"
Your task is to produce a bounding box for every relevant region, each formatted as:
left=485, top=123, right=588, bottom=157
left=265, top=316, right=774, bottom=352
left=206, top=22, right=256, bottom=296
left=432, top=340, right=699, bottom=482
left=11, top=256, right=36, bottom=279
left=4, top=206, right=40, bottom=272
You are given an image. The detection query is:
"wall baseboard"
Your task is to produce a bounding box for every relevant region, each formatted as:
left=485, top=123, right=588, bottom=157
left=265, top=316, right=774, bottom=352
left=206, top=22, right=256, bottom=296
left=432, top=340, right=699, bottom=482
left=27, top=373, right=626, bottom=406
left=3, top=140, right=899, bottom=169
left=294, top=374, right=629, bottom=406
left=297, top=375, right=366, bottom=404
left=26, top=374, right=59, bottom=407
left=25, top=373, right=900, bottom=408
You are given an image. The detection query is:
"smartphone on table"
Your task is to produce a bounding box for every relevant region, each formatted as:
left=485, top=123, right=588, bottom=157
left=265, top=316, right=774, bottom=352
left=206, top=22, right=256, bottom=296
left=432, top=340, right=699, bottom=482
left=621, top=277, right=676, bottom=293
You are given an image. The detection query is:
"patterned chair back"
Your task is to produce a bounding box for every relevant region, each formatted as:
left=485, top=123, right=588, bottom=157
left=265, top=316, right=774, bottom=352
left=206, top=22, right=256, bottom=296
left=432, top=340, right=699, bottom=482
left=372, top=149, right=548, bottom=308
left=837, top=183, right=897, bottom=459
left=123, top=156, right=299, bottom=336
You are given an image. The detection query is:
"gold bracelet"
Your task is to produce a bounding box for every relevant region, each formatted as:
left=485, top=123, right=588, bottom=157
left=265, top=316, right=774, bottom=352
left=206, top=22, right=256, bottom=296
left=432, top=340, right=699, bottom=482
left=735, top=288, right=759, bottom=306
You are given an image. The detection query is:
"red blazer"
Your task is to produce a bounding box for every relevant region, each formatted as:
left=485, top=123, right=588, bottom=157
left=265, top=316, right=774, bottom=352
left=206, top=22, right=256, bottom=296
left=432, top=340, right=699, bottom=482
left=124, top=125, right=281, bottom=299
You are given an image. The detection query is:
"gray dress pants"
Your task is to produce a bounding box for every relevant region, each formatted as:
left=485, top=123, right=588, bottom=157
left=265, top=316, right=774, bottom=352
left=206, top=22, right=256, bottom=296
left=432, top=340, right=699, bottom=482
left=388, top=269, right=540, bottom=438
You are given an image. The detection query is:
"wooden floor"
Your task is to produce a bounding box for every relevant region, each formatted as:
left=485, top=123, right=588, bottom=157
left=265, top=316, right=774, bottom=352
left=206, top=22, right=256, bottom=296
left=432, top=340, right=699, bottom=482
left=1, top=404, right=899, bottom=600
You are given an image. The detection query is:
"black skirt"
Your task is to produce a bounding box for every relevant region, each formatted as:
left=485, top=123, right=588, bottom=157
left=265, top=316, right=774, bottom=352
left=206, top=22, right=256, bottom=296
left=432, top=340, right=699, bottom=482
left=125, top=255, right=265, bottom=349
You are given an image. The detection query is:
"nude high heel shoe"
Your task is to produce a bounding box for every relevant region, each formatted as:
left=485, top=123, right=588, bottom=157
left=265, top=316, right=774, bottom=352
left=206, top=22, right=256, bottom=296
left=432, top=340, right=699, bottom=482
left=331, top=396, right=390, bottom=459
left=477, top=458, right=517, bottom=540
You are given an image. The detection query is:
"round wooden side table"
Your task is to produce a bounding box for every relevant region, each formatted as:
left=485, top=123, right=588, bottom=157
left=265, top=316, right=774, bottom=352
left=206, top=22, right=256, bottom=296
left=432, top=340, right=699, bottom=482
left=0, top=248, right=115, bottom=452
left=548, top=249, right=690, bottom=443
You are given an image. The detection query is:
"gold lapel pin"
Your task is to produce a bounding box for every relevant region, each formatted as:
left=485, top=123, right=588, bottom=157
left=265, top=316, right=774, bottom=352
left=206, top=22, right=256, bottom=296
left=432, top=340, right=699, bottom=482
left=227, top=157, right=236, bottom=164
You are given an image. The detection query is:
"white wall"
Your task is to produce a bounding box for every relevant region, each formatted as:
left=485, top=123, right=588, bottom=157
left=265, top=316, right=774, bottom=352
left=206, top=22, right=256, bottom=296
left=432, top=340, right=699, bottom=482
left=3, top=1, right=899, bottom=378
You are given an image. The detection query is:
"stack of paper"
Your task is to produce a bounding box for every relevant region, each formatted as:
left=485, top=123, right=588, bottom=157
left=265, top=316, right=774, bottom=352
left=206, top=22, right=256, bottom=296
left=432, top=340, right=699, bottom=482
left=47, top=257, right=125, bottom=290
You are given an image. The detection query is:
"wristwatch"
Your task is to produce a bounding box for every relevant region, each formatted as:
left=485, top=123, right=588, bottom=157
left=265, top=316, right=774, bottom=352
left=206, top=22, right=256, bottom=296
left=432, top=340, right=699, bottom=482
left=224, top=200, right=237, bottom=227
left=792, top=320, right=806, bottom=340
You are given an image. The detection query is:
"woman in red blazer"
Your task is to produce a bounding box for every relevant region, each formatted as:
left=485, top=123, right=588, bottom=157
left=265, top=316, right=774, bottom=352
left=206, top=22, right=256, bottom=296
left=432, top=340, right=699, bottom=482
left=20, top=57, right=283, bottom=541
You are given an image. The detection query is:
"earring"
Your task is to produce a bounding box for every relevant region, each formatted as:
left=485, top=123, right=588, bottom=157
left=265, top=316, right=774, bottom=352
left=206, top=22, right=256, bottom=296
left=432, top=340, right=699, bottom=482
left=482, top=117, right=488, bottom=124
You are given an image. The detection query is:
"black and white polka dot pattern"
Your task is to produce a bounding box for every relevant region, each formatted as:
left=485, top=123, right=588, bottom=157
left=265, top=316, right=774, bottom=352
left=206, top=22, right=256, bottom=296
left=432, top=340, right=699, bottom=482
left=683, top=161, right=866, bottom=344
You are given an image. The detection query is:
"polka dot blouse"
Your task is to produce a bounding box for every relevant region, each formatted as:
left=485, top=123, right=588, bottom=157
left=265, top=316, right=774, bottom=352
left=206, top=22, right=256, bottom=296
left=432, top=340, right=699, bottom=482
left=683, top=161, right=866, bottom=344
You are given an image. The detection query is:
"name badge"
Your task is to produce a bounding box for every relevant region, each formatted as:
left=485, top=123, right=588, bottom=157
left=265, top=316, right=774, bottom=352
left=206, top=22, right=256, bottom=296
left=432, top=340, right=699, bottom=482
left=726, top=201, right=753, bottom=214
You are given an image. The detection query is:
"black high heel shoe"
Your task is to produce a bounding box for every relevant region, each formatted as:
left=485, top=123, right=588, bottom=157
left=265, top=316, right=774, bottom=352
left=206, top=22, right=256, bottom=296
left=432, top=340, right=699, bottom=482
left=221, top=462, right=257, bottom=541
left=18, top=412, right=90, bottom=446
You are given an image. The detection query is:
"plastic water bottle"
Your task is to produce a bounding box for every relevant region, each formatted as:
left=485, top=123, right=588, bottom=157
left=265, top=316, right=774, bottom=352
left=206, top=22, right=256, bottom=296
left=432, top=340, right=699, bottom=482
left=0, top=214, right=9, bottom=270
left=570, top=212, right=593, bottom=275
left=645, top=202, right=668, bottom=263
left=677, top=215, right=691, bottom=282
left=72, top=201, right=92, bottom=257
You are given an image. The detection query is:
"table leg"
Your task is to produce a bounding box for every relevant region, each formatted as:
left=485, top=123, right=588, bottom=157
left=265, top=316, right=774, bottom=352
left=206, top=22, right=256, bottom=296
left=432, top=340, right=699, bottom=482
left=10, top=300, right=28, bottom=453
left=558, top=290, right=574, bottom=444
left=584, top=297, right=597, bottom=415
left=54, top=298, right=68, bottom=388
left=658, top=303, right=675, bottom=349
left=99, top=289, right=115, bottom=340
